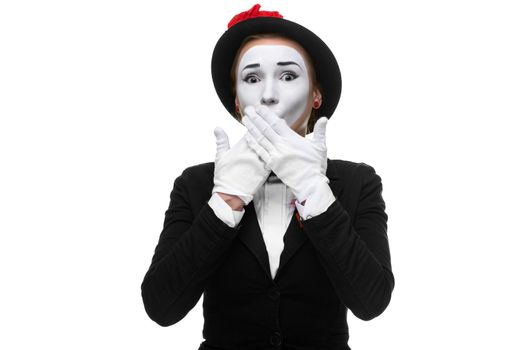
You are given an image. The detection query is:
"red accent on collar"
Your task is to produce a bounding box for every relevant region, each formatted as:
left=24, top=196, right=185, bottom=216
left=227, top=4, right=284, bottom=29
left=290, top=199, right=307, bottom=208
left=295, top=211, right=304, bottom=229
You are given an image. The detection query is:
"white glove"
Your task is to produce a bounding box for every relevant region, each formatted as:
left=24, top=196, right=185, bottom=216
left=212, top=125, right=271, bottom=206
left=243, top=105, right=329, bottom=204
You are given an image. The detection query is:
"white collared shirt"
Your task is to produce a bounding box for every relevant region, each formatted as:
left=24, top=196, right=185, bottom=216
left=208, top=175, right=336, bottom=279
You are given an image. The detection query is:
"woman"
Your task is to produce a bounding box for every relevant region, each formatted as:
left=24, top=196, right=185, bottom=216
left=141, top=4, right=395, bottom=350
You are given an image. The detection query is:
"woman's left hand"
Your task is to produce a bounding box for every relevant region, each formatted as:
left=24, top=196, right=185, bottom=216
left=243, top=105, right=330, bottom=203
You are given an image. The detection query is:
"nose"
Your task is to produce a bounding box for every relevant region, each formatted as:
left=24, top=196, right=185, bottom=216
left=261, top=78, right=279, bottom=106
left=261, top=96, right=278, bottom=105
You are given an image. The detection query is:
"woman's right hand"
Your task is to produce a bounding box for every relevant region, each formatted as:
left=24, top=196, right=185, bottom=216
left=212, top=123, right=271, bottom=206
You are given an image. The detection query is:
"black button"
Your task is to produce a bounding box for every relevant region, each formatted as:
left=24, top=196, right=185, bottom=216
left=270, top=331, right=282, bottom=346
left=268, top=287, right=280, bottom=301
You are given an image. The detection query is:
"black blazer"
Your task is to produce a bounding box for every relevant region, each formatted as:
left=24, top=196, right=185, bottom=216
left=141, top=158, right=395, bottom=350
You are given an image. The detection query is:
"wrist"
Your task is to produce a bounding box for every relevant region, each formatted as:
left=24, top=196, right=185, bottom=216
left=295, top=181, right=336, bottom=220
left=217, top=192, right=244, bottom=211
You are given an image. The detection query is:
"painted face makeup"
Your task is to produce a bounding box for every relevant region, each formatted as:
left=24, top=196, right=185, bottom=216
left=236, top=44, right=310, bottom=128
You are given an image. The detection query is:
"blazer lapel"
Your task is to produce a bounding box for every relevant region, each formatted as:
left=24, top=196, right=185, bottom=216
left=237, top=158, right=343, bottom=282
left=237, top=200, right=273, bottom=280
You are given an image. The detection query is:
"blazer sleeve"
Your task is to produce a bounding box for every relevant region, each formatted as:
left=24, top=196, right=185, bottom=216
left=141, top=168, right=242, bottom=327
left=301, top=164, right=395, bottom=321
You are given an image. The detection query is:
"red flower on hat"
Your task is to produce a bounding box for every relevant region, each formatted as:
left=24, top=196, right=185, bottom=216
left=227, top=3, right=284, bottom=29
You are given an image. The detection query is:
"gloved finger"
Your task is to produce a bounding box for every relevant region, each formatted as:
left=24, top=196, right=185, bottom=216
left=244, top=109, right=276, bottom=155
left=245, top=129, right=272, bottom=168
left=255, top=105, right=291, bottom=137
left=244, top=105, right=279, bottom=144
left=243, top=105, right=256, bottom=118
left=312, top=117, right=328, bottom=144
left=213, top=127, right=230, bottom=157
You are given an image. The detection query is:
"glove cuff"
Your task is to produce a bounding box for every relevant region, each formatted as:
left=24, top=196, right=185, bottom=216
left=294, top=175, right=330, bottom=204
left=212, top=187, right=252, bottom=206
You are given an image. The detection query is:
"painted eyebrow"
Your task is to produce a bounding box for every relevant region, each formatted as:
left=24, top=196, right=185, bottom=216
left=241, top=63, right=260, bottom=72
left=241, top=61, right=303, bottom=72
left=277, top=61, right=302, bottom=70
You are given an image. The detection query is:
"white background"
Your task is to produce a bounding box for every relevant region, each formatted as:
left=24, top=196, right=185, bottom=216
left=1, top=0, right=524, bottom=349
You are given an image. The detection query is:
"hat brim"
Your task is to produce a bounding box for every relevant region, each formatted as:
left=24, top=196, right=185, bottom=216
left=211, top=16, right=342, bottom=124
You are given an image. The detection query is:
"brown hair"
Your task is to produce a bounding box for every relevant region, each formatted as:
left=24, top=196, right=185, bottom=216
left=230, top=33, right=323, bottom=134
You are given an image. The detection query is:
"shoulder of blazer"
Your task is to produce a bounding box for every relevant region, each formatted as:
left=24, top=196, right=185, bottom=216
left=179, top=161, right=214, bottom=179
left=175, top=162, right=216, bottom=207
left=326, top=159, right=383, bottom=202
left=327, top=158, right=380, bottom=180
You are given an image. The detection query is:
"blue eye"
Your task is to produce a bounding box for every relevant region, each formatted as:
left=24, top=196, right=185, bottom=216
left=243, top=74, right=260, bottom=84
left=281, top=71, right=298, bottom=81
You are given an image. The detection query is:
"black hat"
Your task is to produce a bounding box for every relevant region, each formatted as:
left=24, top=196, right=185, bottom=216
left=211, top=4, right=342, bottom=126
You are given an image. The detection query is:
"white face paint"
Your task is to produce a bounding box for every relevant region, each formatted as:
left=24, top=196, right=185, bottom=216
left=236, top=44, right=310, bottom=127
